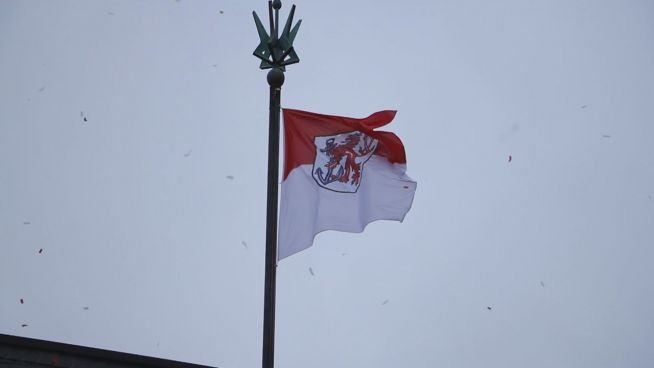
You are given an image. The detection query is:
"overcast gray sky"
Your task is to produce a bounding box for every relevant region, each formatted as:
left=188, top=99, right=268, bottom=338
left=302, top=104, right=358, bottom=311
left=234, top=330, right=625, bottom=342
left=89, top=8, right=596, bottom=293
left=2, top=1, right=654, bottom=367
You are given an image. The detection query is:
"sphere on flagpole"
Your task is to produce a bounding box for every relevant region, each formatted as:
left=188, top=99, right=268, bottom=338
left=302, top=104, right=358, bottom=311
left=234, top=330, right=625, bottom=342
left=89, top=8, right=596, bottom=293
left=267, top=68, right=285, bottom=88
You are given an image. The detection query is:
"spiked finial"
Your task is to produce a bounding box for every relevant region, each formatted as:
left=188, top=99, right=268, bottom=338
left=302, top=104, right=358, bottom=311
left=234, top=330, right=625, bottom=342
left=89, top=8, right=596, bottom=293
left=253, top=1, right=301, bottom=71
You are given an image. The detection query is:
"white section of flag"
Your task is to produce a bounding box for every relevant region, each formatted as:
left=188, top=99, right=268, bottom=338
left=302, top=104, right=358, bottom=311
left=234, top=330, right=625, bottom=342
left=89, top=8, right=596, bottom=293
left=278, top=155, right=417, bottom=260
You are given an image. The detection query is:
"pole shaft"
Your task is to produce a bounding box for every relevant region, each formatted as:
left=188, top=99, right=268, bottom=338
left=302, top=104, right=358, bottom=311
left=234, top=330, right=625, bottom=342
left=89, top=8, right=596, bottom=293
left=262, top=85, right=281, bottom=368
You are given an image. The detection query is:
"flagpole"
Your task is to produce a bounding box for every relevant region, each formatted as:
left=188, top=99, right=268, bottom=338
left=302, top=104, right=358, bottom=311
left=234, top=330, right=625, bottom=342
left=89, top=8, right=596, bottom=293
left=251, top=1, right=301, bottom=367
left=262, top=68, right=283, bottom=368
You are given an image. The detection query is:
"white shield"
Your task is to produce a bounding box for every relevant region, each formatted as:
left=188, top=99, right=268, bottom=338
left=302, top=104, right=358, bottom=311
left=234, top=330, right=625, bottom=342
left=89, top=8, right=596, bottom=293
left=312, top=131, right=379, bottom=193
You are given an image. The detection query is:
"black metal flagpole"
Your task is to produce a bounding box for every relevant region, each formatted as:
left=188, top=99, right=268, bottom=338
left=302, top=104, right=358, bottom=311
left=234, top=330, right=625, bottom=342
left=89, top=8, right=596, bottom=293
left=262, top=68, right=282, bottom=368
left=252, top=2, right=301, bottom=367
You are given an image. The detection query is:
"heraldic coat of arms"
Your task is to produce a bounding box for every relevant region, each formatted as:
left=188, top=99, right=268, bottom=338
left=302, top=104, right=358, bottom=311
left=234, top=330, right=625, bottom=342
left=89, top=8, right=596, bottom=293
left=312, top=131, right=379, bottom=193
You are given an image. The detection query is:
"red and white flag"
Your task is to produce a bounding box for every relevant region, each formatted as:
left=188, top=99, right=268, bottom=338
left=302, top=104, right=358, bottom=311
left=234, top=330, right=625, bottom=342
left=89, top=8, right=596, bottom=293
left=279, top=109, right=417, bottom=260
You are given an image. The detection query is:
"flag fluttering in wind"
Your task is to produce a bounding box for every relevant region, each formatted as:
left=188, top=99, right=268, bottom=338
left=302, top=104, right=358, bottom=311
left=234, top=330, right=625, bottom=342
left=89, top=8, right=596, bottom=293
left=278, top=109, right=417, bottom=260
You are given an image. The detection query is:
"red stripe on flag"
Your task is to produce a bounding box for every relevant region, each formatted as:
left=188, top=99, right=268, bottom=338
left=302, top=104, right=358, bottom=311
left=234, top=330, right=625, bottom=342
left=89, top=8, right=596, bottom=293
left=282, top=109, right=407, bottom=180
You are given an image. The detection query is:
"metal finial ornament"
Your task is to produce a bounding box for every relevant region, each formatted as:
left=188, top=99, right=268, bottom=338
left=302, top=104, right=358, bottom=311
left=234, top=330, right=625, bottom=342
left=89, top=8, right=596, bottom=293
left=253, top=0, right=301, bottom=71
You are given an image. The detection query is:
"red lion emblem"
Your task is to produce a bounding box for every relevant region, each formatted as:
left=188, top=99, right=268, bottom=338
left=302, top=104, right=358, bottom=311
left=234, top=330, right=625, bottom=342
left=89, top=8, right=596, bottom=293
left=315, top=131, right=377, bottom=187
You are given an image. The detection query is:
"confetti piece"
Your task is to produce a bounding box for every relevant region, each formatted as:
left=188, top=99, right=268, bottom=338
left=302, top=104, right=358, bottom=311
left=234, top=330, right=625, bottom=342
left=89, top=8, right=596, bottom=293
left=83, top=117, right=88, bottom=122
left=20, top=298, right=24, bottom=304
left=226, top=175, right=234, bottom=180
left=308, top=267, right=314, bottom=276
left=381, top=299, right=389, bottom=305
left=508, top=155, right=512, bottom=163
left=21, top=324, right=28, bottom=327
left=39, top=248, right=43, bottom=254
left=184, top=150, right=192, bottom=157
left=540, top=281, right=545, bottom=287
left=487, top=306, right=492, bottom=310
left=83, top=306, right=89, bottom=310
left=241, top=241, right=248, bottom=249
left=23, top=221, right=31, bottom=225
left=38, top=86, right=45, bottom=92
left=581, top=105, right=587, bottom=109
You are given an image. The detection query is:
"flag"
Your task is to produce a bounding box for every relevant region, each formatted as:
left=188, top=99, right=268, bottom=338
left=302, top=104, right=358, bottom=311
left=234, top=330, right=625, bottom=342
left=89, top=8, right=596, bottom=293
left=278, top=108, right=417, bottom=260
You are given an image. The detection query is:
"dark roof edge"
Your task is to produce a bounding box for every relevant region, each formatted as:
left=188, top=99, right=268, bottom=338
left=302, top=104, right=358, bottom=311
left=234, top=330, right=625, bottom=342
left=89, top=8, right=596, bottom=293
left=0, top=334, right=217, bottom=368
